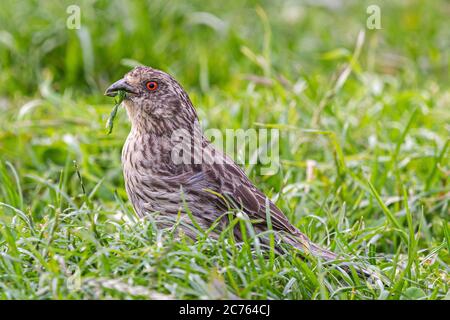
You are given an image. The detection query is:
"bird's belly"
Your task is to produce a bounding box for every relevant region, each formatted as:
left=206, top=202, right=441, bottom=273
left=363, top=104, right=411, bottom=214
left=123, top=169, right=189, bottom=214
left=121, top=137, right=219, bottom=228
left=123, top=170, right=219, bottom=230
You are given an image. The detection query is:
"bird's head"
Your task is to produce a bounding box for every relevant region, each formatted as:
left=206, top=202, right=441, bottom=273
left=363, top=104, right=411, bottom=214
left=105, top=66, right=198, bottom=134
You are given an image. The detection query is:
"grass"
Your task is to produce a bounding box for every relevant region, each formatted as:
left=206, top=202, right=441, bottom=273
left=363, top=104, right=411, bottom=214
left=0, top=0, right=448, bottom=299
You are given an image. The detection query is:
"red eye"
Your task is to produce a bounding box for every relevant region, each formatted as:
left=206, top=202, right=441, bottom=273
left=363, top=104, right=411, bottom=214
left=146, top=81, right=158, bottom=91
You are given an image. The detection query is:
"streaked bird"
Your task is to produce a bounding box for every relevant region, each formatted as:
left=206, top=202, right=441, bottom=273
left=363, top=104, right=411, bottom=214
left=105, top=66, right=336, bottom=261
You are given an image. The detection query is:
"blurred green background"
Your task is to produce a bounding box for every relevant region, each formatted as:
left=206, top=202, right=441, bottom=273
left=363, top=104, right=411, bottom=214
left=0, top=0, right=448, bottom=299
left=1, top=0, right=448, bottom=94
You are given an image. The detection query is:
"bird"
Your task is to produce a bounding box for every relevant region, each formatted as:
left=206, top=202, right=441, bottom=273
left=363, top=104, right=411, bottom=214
left=105, top=66, right=337, bottom=262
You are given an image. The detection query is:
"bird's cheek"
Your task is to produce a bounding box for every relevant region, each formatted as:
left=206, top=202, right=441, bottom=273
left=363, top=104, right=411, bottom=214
left=122, top=99, right=140, bottom=116
left=122, top=99, right=133, bottom=109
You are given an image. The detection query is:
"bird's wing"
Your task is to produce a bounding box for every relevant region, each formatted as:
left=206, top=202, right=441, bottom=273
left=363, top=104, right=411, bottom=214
left=173, top=155, right=298, bottom=235
left=214, top=163, right=298, bottom=234
left=162, top=144, right=336, bottom=260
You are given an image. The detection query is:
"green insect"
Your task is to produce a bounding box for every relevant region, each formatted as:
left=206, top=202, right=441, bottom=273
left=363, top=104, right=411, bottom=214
left=106, top=90, right=126, bottom=134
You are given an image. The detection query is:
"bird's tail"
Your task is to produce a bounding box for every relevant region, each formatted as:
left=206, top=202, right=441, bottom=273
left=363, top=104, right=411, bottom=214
left=283, top=232, right=383, bottom=282
left=282, top=232, right=337, bottom=261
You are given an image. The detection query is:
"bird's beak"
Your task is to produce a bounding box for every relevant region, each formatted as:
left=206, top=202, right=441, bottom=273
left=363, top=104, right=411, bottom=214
left=104, top=78, right=137, bottom=97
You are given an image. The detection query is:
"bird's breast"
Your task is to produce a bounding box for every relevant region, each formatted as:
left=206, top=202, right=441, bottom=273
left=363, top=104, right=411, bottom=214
left=121, top=132, right=185, bottom=216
